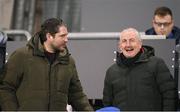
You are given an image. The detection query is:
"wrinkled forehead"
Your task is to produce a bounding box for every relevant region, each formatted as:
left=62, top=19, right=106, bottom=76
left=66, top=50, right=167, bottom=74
left=120, top=30, right=139, bottom=40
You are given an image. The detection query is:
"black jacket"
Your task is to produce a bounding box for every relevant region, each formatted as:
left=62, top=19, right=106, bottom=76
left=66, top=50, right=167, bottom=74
left=103, top=46, right=177, bottom=111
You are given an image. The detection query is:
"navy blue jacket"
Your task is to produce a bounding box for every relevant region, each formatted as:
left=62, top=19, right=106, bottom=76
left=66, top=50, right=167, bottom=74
left=145, top=26, right=180, bottom=44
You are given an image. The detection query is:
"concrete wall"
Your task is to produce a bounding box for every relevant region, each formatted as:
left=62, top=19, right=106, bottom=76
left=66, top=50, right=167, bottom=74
left=0, top=0, right=14, bottom=30
left=81, top=0, right=180, bottom=32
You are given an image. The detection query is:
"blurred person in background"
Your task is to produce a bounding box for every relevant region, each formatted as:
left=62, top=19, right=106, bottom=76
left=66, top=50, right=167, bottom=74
left=145, top=6, right=180, bottom=41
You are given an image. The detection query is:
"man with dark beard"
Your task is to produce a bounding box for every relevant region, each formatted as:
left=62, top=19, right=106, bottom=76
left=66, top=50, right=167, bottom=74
left=0, top=18, right=93, bottom=111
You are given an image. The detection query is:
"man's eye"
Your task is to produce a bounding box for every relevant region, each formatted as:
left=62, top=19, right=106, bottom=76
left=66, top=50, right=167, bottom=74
left=122, top=40, right=126, bottom=42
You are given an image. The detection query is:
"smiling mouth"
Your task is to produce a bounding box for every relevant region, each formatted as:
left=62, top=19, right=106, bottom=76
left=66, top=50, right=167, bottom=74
left=125, top=48, right=134, bottom=52
left=160, top=30, right=166, bottom=33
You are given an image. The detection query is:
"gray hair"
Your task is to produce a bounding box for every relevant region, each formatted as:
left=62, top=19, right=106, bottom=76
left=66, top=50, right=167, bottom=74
left=120, top=28, right=142, bottom=42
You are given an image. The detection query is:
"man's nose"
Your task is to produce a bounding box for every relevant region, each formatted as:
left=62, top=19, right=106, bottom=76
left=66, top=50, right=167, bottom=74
left=64, top=37, right=68, bottom=42
left=160, top=24, right=165, bottom=29
left=126, top=41, right=131, bottom=46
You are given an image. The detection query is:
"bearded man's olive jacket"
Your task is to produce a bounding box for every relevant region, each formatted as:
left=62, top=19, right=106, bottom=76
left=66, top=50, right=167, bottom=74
left=0, top=33, right=93, bottom=111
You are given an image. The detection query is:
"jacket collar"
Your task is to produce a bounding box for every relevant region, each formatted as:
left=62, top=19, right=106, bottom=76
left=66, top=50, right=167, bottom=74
left=116, top=45, right=155, bottom=66
left=27, top=32, right=70, bottom=64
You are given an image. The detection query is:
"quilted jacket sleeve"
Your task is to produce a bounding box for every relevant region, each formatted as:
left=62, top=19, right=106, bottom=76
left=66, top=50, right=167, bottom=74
left=67, top=57, right=93, bottom=111
left=103, top=68, right=113, bottom=106
left=0, top=49, right=24, bottom=110
left=155, top=58, right=178, bottom=110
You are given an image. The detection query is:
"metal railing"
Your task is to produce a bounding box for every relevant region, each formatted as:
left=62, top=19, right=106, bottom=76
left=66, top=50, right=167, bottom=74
left=2, top=30, right=166, bottom=41
left=3, top=30, right=31, bottom=41
left=68, top=32, right=166, bottom=40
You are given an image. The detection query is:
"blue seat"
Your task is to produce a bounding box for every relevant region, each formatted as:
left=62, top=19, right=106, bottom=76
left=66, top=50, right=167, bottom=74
left=96, top=106, right=120, bottom=112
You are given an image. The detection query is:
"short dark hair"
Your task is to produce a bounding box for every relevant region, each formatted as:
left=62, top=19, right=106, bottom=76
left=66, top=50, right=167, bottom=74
left=154, top=6, right=173, bottom=18
left=40, top=18, right=66, bottom=43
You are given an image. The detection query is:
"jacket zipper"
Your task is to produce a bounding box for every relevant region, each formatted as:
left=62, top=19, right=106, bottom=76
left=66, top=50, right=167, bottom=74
left=48, top=63, right=52, bottom=110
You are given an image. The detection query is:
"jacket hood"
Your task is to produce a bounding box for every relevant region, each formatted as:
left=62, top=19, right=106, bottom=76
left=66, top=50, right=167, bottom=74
left=27, top=32, right=70, bottom=64
left=142, top=45, right=155, bottom=58
left=116, top=45, right=155, bottom=66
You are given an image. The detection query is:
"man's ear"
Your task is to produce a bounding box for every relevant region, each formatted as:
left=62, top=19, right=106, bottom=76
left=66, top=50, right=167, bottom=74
left=46, top=33, right=52, bottom=39
left=172, top=20, right=174, bottom=26
left=139, top=41, right=143, bottom=49
left=118, top=42, right=122, bottom=53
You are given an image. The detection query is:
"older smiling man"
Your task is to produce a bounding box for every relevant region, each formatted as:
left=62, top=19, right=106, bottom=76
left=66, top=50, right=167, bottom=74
left=103, top=28, right=177, bottom=111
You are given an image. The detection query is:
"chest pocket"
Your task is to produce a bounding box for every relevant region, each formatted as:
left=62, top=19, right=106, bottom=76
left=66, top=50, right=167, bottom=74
left=55, top=65, right=73, bottom=93
left=138, top=61, right=160, bottom=94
